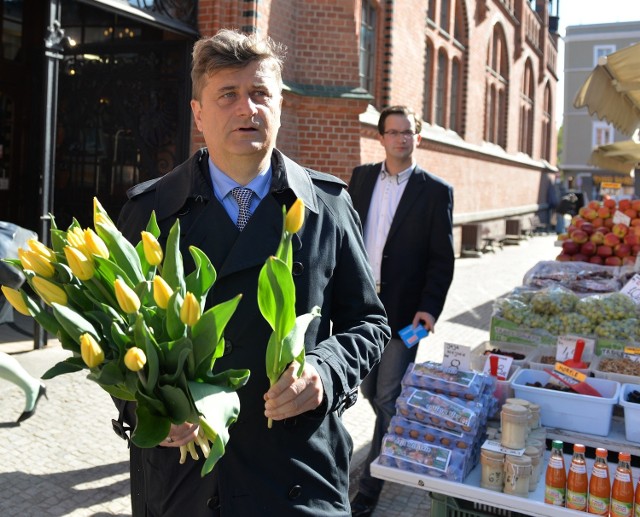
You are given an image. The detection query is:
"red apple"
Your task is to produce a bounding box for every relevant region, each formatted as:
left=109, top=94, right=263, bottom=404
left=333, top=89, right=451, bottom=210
left=604, top=218, right=615, bottom=228
left=597, top=206, right=611, bottom=219
left=597, top=245, right=614, bottom=257
left=589, top=255, right=604, bottom=265
left=562, top=240, right=580, bottom=255
left=557, top=233, right=570, bottom=241
left=592, top=217, right=604, bottom=228
left=605, top=256, right=622, bottom=266
left=615, top=243, right=632, bottom=258
left=631, top=199, right=640, bottom=212
left=623, top=256, right=637, bottom=266
left=604, top=197, right=617, bottom=209
left=612, top=223, right=629, bottom=238
left=604, top=233, right=621, bottom=247
left=583, top=208, right=598, bottom=221
left=580, top=222, right=595, bottom=235
left=588, top=200, right=601, bottom=210
left=619, top=199, right=632, bottom=211
left=633, top=244, right=640, bottom=256
left=580, top=241, right=597, bottom=256
left=571, top=229, right=589, bottom=244
left=572, top=254, right=589, bottom=263
left=631, top=218, right=640, bottom=227
left=625, top=233, right=639, bottom=246
left=624, top=209, right=638, bottom=220
left=556, top=253, right=572, bottom=262
left=590, top=231, right=606, bottom=245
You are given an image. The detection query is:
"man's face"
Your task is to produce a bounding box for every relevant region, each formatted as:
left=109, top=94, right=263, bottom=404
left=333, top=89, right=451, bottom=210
left=190, top=59, right=282, bottom=171
left=378, top=113, right=421, bottom=162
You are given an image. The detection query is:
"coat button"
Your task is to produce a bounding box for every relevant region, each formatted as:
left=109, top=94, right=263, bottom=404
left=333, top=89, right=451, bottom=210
left=287, top=485, right=302, bottom=500
left=207, top=496, right=220, bottom=509
left=292, top=262, right=304, bottom=276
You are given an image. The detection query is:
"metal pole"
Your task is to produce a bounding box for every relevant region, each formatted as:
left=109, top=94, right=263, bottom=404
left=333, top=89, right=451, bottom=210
left=34, top=1, right=64, bottom=350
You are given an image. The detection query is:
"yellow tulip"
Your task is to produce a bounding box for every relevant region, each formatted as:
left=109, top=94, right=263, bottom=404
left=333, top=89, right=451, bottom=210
left=1, top=286, right=30, bottom=316
left=285, top=198, right=305, bottom=234
left=141, top=231, right=163, bottom=266
left=20, top=249, right=55, bottom=278
left=180, top=292, right=201, bottom=326
left=64, top=246, right=95, bottom=281
left=153, top=275, right=173, bottom=309
left=66, top=227, right=87, bottom=251
left=27, top=238, right=56, bottom=262
left=114, top=278, right=140, bottom=314
left=80, top=333, right=104, bottom=368
left=84, top=228, right=109, bottom=259
left=93, top=197, right=115, bottom=229
left=32, top=276, right=68, bottom=306
left=124, top=346, right=147, bottom=372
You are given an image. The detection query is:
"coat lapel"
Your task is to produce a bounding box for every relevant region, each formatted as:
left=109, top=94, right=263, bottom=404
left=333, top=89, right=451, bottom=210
left=356, top=164, right=381, bottom=225
left=386, top=168, right=426, bottom=243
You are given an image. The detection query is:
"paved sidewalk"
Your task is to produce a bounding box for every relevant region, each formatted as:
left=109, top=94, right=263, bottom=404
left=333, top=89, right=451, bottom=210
left=0, top=234, right=559, bottom=516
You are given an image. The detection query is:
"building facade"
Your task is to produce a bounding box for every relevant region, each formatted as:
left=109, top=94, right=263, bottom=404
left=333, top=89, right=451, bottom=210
left=562, top=21, right=640, bottom=200
left=1, top=0, right=559, bottom=255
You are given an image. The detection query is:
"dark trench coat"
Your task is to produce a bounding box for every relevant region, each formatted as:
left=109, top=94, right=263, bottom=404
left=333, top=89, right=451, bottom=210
left=115, top=148, right=390, bottom=516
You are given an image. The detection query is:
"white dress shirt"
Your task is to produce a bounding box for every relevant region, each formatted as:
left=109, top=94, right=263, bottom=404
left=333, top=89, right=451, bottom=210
left=363, top=163, right=415, bottom=284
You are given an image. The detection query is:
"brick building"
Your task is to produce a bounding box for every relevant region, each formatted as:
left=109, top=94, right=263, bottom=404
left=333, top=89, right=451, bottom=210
left=1, top=0, right=559, bottom=255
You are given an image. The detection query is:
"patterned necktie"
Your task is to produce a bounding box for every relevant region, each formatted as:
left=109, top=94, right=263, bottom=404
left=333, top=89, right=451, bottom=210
left=231, top=187, right=254, bottom=231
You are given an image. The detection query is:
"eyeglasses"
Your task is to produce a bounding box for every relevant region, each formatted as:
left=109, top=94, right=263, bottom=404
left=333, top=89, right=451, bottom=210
left=383, top=130, right=416, bottom=138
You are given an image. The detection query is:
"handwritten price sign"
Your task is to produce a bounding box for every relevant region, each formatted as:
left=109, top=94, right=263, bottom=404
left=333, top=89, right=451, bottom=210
left=481, top=354, right=513, bottom=381
left=443, top=342, right=471, bottom=371
left=620, top=274, right=640, bottom=305
left=555, top=335, right=595, bottom=362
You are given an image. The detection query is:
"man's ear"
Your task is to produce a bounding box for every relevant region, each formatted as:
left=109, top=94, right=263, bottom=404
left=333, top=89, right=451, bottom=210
left=190, top=100, right=203, bottom=132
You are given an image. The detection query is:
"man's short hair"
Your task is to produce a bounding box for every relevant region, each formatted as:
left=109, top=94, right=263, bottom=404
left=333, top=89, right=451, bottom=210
left=377, top=105, right=423, bottom=135
left=191, top=29, right=287, bottom=101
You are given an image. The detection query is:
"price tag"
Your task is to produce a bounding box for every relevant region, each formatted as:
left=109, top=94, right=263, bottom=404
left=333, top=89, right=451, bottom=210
left=482, top=353, right=513, bottom=381
left=613, top=210, right=632, bottom=226
left=620, top=275, right=640, bottom=305
left=482, top=439, right=525, bottom=456
left=623, top=346, right=640, bottom=363
left=555, top=335, right=595, bottom=362
left=443, top=342, right=471, bottom=371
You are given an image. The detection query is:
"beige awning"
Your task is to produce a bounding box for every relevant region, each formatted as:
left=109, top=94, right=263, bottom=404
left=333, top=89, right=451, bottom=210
left=574, top=41, right=640, bottom=137
left=589, top=136, right=640, bottom=174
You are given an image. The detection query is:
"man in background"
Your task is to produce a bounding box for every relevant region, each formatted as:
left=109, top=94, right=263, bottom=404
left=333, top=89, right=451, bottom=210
left=348, top=105, right=455, bottom=517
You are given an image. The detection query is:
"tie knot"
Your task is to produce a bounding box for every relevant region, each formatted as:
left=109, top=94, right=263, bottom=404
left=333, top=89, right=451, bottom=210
left=231, top=187, right=254, bottom=231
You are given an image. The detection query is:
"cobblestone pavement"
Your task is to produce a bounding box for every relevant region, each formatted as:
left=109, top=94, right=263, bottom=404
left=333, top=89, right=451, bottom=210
left=0, top=234, right=559, bottom=516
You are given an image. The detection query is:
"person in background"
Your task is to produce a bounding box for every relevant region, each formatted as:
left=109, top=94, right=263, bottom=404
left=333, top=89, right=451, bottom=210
left=347, top=105, right=455, bottom=517
left=0, top=351, right=47, bottom=423
left=115, top=28, right=390, bottom=516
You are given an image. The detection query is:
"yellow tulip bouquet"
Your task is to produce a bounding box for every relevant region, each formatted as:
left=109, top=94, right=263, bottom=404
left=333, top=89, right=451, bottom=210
left=1, top=198, right=249, bottom=476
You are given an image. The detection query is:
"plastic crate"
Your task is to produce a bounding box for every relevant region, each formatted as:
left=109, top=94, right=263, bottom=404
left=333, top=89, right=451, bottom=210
left=429, top=492, right=529, bottom=517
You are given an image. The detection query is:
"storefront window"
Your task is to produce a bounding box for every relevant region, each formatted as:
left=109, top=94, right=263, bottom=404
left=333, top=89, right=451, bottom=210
left=2, top=0, right=23, bottom=61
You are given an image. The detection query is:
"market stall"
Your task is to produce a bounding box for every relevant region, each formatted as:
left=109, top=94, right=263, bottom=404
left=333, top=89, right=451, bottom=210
left=370, top=197, right=640, bottom=517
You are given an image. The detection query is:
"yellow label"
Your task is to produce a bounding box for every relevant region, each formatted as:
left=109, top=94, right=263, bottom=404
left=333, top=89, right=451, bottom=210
left=623, top=346, right=640, bottom=356
left=555, top=362, right=587, bottom=382
left=601, top=182, right=622, bottom=189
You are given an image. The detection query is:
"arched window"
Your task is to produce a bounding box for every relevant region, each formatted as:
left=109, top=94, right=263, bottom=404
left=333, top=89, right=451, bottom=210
left=519, top=59, right=534, bottom=155
left=485, top=24, right=509, bottom=147
left=450, top=58, right=460, bottom=131
left=423, top=39, right=435, bottom=124
left=359, top=1, right=377, bottom=94
left=440, top=0, right=450, bottom=32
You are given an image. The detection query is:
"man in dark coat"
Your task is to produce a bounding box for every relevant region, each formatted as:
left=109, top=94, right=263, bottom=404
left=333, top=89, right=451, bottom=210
left=115, top=29, right=390, bottom=516
left=347, top=106, right=455, bottom=517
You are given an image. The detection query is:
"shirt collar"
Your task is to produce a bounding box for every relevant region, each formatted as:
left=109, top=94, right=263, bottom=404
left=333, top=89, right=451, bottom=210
left=380, top=162, right=415, bottom=184
left=208, top=157, right=271, bottom=201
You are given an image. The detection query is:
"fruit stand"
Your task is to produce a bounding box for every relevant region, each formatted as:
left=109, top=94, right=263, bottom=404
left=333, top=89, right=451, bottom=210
left=370, top=208, right=640, bottom=516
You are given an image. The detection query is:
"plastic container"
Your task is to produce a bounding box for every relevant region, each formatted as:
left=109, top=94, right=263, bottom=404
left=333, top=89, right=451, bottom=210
left=503, top=454, right=532, bottom=497
left=527, top=344, right=591, bottom=376
left=591, top=353, right=640, bottom=385
left=619, top=383, right=640, bottom=443
left=500, top=403, right=529, bottom=450
left=511, top=368, right=621, bottom=436
left=472, top=341, right=534, bottom=369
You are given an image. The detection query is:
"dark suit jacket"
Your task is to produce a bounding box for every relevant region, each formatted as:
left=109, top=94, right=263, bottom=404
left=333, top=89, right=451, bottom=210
left=348, top=163, right=455, bottom=336
left=116, top=149, right=390, bottom=516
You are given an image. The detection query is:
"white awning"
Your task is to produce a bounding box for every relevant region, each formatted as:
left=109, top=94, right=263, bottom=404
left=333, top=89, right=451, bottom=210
left=589, top=134, right=640, bottom=174
left=574, top=41, right=640, bottom=137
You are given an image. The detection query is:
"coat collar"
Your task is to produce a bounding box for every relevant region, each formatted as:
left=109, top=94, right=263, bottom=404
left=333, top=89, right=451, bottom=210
left=153, top=148, right=319, bottom=223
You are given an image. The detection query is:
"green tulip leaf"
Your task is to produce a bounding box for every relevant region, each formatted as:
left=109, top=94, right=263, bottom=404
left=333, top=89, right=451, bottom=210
left=89, top=360, right=125, bottom=386
left=110, top=322, right=131, bottom=353
left=158, top=384, right=192, bottom=424
left=186, top=246, right=217, bottom=305
left=189, top=381, right=242, bottom=476
left=203, top=368, right=251, bottom=391
left=96, top=221, right=144, bottom=285
left=264, top=332, right=281, bottom=385
left=51, top=261, right=74, bottom=284
left=57, top=329, right=81, bottom=354
left=132, top=402, right=171, bottom=448
left=22, top=294, right=61, bottom=336
left=279, top=307, right=320, bottom=371
left=166, top=291, right=186, bottom=340
left=163, top=338, right=193, bottom=377
left=41, top=356, right=85, bottom=379
left=134, top=315, right=159, bottom=391
left=50, top=228, right=68, bottom=254
left=97, top=382, right=136, bottom=401
left=162, top=220, right=185, bottom=295
left=51, top=302, right=99, bottom=344
left=192, top=294, right=242, bottom=378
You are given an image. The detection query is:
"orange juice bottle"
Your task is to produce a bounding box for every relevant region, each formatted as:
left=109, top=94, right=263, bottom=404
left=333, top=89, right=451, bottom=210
left=634, top=475, right=640, bottom=517
left=588, top=447, right=611, bottom=515
left=567, top=443, right=588, bottom=511
left=545, top=440, right=566, bottom=506
left=611, top=452, right=634, bottom=517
